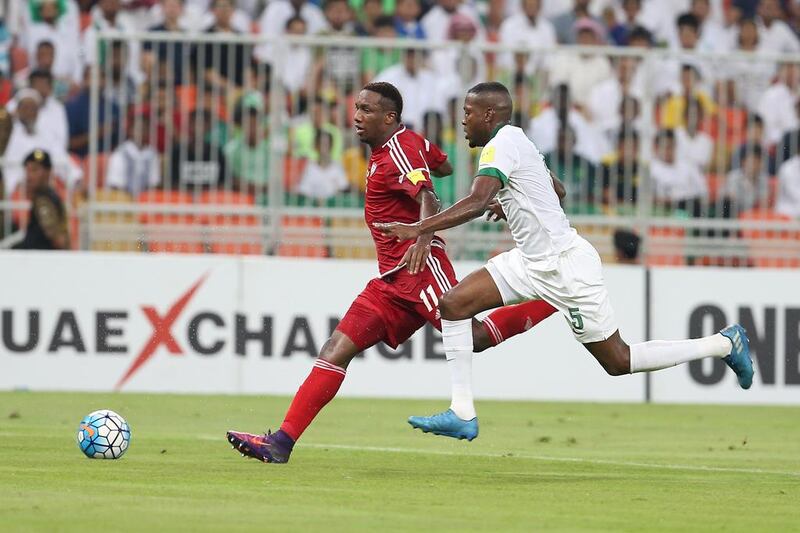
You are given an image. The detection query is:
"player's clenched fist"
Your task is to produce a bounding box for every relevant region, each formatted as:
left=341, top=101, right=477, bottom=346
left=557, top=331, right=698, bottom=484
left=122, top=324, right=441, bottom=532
left=373, top=221, right=421, bottom=241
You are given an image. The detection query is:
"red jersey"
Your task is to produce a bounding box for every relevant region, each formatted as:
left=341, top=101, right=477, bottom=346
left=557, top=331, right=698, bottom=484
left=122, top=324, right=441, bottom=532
left=364, top=126, right=448, bottom=274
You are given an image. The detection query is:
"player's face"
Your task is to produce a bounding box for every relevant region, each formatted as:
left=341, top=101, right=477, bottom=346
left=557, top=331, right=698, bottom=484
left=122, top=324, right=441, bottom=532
left=354, top=90, right=394, bottom=146
left=462, top=94, right=488, bottom=148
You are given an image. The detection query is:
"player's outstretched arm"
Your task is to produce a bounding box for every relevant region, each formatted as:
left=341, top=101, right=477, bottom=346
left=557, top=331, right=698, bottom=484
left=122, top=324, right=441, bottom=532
left=430, top=159, right=453, bottom=177
left=374, top=175, right=501, bottom=241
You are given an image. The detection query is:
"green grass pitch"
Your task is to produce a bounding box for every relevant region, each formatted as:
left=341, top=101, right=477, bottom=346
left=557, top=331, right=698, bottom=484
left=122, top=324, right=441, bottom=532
left=1, top=392, right=798, bottom=532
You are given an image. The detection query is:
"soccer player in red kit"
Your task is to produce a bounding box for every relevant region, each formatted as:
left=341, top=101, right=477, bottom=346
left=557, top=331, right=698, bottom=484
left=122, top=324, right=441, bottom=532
left=226, top=82, right=557, bottom=463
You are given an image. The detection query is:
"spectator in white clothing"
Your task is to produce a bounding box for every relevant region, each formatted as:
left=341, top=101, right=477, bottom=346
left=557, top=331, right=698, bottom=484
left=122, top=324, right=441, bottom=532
left=23, top=0, right=83, bottom=87
left=529, top=83, right=610, bottom=164
left=374, top=49, right=442, bottom=131
left=721, top=144, right=769, bottom=215
left=297, top=130, right=349, bottom=201
left=725, top=18, right=774, bottom=112
left=650, top=128, right=708, bottom=212
left=776, top=154, right=800, bottom=218
left=259, top=0, right=327, bottom=40
left=587, top=55, right=642, bottom=143
left=6, top=70, right=69, bottom=151
left=420, top=0, right=483, bottom=43
left=83, top=0, right=144, bottom=84
left=277, top=16, right=313, bottom=94
left=498, top=0, right=556, bottom=75
left=692, top=0, right=733, bottom=52
left=106, top=107, right=161, bottom=196
left=2, top=89, right=82, bottom=196
left=676, top=98, right=713, bottom=172
left=255, top=0, right=326, bottom=65
left=757, top=62, right=800, bottom=148
left=548, top=17, right=612, bottom=109
left=757, top=0, right=800, bottom=54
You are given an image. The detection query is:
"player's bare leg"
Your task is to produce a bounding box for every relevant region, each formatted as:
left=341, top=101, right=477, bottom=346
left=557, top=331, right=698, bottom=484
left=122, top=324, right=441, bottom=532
left=408, top=268, right=505, bottom=440
left=583, top=327, right=753, bottom=388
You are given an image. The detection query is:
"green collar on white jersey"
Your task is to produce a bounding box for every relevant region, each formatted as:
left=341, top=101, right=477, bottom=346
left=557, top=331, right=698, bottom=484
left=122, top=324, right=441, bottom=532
left=488, top=121, right=511, bottom=141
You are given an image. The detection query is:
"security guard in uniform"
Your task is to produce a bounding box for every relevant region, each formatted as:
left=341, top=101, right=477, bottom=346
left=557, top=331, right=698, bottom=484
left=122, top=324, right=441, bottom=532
left=12, top=150, right=71, bottom=250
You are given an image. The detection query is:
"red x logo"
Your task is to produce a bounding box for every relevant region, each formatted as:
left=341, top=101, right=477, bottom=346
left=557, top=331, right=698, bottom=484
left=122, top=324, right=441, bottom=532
left=115, top=274, right=208, bottom=390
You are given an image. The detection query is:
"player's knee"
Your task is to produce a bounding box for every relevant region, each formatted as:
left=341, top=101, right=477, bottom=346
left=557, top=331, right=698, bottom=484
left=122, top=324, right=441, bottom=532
left=439, top=291, right=468, bottom=321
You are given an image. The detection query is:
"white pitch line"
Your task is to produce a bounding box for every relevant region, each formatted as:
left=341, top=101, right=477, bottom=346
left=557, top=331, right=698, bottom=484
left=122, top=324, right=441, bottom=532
left=204, top=436, right=800, bottom=478
left=302, top=443, right=800, bottom=477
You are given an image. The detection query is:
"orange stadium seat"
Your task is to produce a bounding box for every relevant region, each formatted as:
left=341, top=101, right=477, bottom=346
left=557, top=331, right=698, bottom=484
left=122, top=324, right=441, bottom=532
left=739, top=209, right=800, bottom=268
left=283, top=157, right=307, bottom=192
left=277, top=215, right=328, bottom=258
left=646, top=226, right=686, bottom=266
left=80, top=153, right=111, bottom=190
left=199, top=190, right=263, bottom=255
left=138, top=190, right=204, bottom=253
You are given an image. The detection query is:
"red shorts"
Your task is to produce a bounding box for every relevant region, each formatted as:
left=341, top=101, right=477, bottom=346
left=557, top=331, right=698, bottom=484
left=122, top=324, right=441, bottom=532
left=336, top=245, right=459, bottom=350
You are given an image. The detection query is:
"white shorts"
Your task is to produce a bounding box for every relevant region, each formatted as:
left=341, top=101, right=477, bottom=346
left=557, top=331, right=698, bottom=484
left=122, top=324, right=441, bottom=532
left=485, top=237, right=618, bottom=343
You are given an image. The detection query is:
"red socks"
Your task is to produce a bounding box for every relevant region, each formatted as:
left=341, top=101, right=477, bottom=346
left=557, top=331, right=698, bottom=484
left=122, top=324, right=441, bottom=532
left=482, top=300, right=557, bottom=346
left=280, top=359, right=346, bottom=442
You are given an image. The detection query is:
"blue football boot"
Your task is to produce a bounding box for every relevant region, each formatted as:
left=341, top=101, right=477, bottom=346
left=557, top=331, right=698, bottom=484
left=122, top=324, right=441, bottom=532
left=408, top=409, right=479, bottom=441
left=720, top=324, right=754, bottom=389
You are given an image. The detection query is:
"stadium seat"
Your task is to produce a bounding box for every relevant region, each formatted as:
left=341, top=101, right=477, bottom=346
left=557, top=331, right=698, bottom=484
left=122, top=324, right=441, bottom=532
left=198, top=190, right=263, bottom=255
left=646, top=225, right=686, bottom=266
left=90, top=190, right=140, bottom=251
left=138, top=190, right=204, bottom=253
left=328, top=216, right=374, bottom=259
left=81, top=152, right=111, bottom=190
left=706, top=174, right=723, bottom=202
left=277, top=215, right=328, bottom=258
left=739, top=209, right=800, bottom=268
left=283, top=157, right=307, bottom=192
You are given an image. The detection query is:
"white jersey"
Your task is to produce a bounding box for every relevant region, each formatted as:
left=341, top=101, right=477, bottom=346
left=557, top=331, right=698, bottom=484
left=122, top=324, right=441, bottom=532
left=477, top=124, right=577, bottom=270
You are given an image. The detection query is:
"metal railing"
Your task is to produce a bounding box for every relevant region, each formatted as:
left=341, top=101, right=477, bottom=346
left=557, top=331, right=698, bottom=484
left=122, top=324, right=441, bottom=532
left=2, top=31, right=799, bottom=266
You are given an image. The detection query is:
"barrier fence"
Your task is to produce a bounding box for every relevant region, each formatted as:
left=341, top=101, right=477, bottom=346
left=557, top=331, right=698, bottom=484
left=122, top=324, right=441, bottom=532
left=1, top=31, right=800, bottom=266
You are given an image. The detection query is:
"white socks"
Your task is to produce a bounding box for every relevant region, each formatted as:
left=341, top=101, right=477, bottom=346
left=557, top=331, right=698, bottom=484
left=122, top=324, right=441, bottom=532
left=629, top=333, right=732, bottom=373
left=441, top=318, right=477, bottom=420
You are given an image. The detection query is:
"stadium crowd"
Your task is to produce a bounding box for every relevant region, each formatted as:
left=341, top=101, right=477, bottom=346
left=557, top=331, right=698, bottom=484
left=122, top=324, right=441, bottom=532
left=0, top=0, right=800, bottom=258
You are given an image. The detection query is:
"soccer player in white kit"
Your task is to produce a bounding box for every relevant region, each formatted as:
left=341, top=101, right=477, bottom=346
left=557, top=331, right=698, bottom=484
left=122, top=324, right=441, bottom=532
left=375, top=82, right=754, bottom=440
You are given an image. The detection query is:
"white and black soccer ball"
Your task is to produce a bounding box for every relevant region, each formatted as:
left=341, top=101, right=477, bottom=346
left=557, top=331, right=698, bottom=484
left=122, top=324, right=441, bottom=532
left=77, top=410, right=131, bottom=459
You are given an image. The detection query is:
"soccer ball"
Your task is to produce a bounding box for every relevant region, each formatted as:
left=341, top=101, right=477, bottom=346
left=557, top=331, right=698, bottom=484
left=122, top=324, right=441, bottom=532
left=77, top=410, right=131, bottom=459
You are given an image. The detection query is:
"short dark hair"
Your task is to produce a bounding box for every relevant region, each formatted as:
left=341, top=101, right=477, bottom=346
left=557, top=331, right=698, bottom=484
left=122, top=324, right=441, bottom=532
left=468, top=81, right=511, bottom=98
left=677, top=13, right=700, bottom=31
left=286, top=15, right=306, bottom=30
left=741, top=143, right=764, bottom=159
left=374, top=15, right=395, bottom=29
left=614, top=229, right=641, bottom=260
left=749, top=113, right=764, bottom=126
left=36, top=40, right=55, bottom=51
left=323, top=0, right=348, bottom=9
left=628, top=26, right=653, bottom=45
left=362, top=81, right=403, bottom=121
left=655, top=128, right=676, bottom=144
left=617, top=128, right=639, bottom=145
left=29, top=68, right=53, bottom=84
